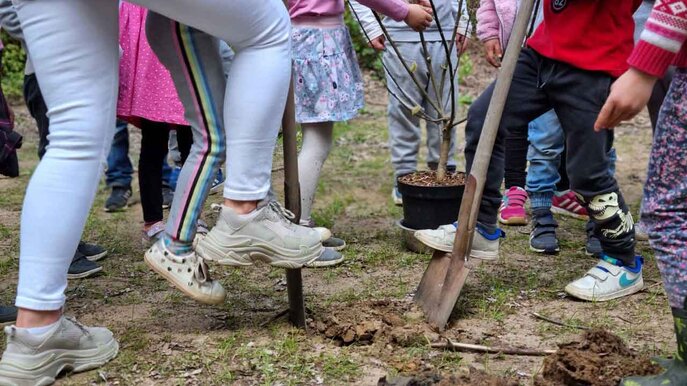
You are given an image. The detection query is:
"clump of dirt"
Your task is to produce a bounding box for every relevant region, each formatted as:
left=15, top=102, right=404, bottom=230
left=398, top=171, right=465, bottom=187
left=309, top=300, right=434, bottom=346
left=378, top=368, right=519, bottom=386
left=535, top=330, right=662, bottom=386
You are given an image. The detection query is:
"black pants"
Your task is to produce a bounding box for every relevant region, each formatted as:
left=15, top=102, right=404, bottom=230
left=465, top=48, right=635, bottom=263
left=23, top=74, right=50, bottom=159
left=139, top=119, right=192, bottom=224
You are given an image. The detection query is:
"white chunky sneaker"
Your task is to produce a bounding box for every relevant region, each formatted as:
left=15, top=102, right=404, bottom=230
left=144, top=239, right=226, bottom=305
left=196, top=201, right=323, bottom=269
left=565, top=256, right=644, bottom=302
left=0, top=317, right=118, bottom=386
left=414, top=223, right=503, bottom=260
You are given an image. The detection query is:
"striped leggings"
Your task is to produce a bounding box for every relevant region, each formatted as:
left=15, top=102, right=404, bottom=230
left=13, top=0, right=291, bottom=310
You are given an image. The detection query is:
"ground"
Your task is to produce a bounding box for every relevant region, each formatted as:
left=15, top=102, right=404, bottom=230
left=0, top=48, right=671, bottom=385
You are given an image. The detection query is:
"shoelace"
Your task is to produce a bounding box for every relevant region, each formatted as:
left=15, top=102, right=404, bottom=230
left=65, top=316, right=91, bottom=336
left=267, top=200, right=297, bottom=225
left=507, top=191, right=527, bottom=206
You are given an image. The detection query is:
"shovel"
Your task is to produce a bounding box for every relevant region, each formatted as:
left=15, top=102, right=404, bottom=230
left=282, top=74, right=307, bottom=328
left=414, top=0, right=536, bottom=331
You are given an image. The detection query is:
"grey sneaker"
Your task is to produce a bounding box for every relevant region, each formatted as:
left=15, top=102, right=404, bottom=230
left=196, top=201, right=323, bottom=269
left=414, top=223, right=503, bottom=260
left=144, top=239, right=226, bottom=305
left=0, top=317, right=118, bottom=386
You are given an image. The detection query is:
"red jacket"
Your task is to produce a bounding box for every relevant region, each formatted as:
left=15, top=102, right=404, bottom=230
left=527, top=0, right=643, bottom=77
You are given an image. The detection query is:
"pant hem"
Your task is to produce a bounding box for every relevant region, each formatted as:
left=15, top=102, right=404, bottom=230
left=15, top=296, right=64, bottom=311
left=224, top=188, right=270, bottom=201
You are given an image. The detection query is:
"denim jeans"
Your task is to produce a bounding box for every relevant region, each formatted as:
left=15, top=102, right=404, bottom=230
left=105, top=120, right=134, bottom=188
left=526, top=109, right=617, bottom=208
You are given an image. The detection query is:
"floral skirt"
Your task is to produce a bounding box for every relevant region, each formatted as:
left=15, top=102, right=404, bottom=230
left=291, top=24, right=365, bottom=123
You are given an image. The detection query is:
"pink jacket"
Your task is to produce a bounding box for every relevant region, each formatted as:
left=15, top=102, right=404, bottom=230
left=476, top=0, right=516, bottom=48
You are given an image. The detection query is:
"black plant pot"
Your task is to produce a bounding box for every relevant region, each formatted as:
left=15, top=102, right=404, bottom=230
left=397, top=174, right=465, bottom=230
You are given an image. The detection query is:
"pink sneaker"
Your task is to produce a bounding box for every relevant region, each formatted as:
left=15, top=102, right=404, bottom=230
left=552, top=190, right=589, bottom=220
left=498, top=187, right=528, bottom=225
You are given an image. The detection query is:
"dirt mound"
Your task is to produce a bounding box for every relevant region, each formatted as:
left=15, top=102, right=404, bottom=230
left=378, top=368, right=519, bottom=386
left=310, top=300, right=434, bottom=346
left=535, top=330, right=662, bottom=386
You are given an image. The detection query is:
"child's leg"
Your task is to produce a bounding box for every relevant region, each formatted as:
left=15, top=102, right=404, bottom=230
left=138, top=120, right=170, bottom=225
left=298, top=122, right=334, bottom=222
left=504, top=132, right=529, bottom=189
left=464, top=49, right=550, bottom=229
left=382, top=42, right=424, bottom=179
left=526, top=110, right=564, bottom=210
left=644, top=69, right=687, bottom=310
left=145, top=14, right=226, bottom=247
left=175, top=125, right=193, bottom=164
left=549, top=60, right=639, bottom=301
left=22, top=73, right=50, bottom=159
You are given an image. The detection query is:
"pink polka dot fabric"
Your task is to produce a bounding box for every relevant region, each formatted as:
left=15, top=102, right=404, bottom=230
left=117, top=3, right=188, bottom=127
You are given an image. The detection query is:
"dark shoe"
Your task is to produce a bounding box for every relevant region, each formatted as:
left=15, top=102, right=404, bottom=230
left=585, top=220, right=603, bottom=257
left=209, top=169, right=225, bottom=195
left=68, top=252, right=103, bottom=279
left=0, top=306, right=17, bottom=324
left=162, top=186, right=174, bottom=210
left=323, top=236, right=346, bottom=251
left=105, top=186, right=132, bottom=212
left=621, top=307, right=687, bottom=385
left=529, top=211, right=560, bottom=254
left=78, top=241, right=108, bottom=262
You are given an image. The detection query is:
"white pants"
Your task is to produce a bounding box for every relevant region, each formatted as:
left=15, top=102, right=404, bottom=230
left=14, top=0, right=291, bottom=310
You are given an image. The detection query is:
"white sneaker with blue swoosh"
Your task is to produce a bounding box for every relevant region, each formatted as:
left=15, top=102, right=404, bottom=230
left=565, top=256, right=644, bottom=302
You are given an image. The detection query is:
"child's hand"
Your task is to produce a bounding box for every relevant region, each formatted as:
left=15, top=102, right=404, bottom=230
left=369, top=35, right=386, bottom=51
left=404, top=2, right=433, bottom=32
left=483, top=39, right=502, bottom=68
left=594, top=68, right=657, bottom=131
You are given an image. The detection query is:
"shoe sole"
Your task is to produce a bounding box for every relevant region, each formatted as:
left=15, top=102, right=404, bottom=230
left=104, top=204, right=129, bottom=213
left=497, top=214, right=528, bottom=226
left=196, top=235, right=322, bottom=269
left=413, top=233, right=498, bottom=261
left=85, top=251, right=108, bottom=262
left=551, top=206, right=589, bottom=221
left=529, top=245, right=560, bottom=255
left=305, top=255, right=345, bottom=268
left=143, top=250, right=225, bottom=305
left=564, top=277, right=644, bottom=302
left=0, top=338, right=118, bottom=386
left=66, top=266, right=103, bottom=280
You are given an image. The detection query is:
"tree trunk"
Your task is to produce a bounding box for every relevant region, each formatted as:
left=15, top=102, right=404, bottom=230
left=436, top=122, right=452, bottom=182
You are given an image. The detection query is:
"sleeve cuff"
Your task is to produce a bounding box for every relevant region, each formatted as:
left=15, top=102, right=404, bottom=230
left=628, top=40, right=677, bottom=78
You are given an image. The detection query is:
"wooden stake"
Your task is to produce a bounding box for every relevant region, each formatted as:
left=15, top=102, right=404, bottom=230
left=432, top=339, right=555, bottom=356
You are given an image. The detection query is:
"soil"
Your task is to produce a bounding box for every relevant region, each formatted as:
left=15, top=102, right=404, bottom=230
left=378, top=368, right=519, bottom=386
left=535, top=330, right=663, bottom=386
left=309, top=300, right=436, bottom=347
left=398, top=170, right=466, bottom=187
